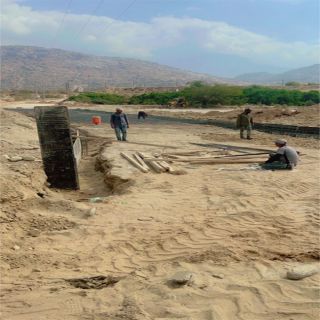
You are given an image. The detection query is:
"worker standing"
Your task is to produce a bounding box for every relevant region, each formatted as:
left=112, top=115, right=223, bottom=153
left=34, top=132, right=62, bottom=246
left=236, top=108, right=254, bottom=140
left=110, top=108, right=129, bottom=141
left=261, top=139, right=299, bottom=170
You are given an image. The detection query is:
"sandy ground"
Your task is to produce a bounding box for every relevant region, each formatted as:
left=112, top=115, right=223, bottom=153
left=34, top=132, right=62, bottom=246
left=148, top=105, right=320, bottom=127
left=0, top=107, right=319, bottom=320
left=2, top=99, right=319, bottom=126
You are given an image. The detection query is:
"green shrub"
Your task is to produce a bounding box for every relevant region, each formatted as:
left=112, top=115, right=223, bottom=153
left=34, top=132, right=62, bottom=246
left=128, top=92, right=181, bottom=105
left=68, top=86, right=320, bottom=107
left=68, top=92, right=126, bottom=104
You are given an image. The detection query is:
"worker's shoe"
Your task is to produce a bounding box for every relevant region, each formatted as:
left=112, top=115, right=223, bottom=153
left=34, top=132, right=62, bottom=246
left=247, top=137, right=253, bottom=140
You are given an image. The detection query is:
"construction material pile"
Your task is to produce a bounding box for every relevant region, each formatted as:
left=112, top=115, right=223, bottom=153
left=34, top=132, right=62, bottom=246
left=121, top=143, right=273, bottom=173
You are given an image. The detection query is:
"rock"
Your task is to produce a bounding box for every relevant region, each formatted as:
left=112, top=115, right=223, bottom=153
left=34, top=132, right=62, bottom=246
left=137, top=217, right=153, bottom=221
left=22, top=156, right=36, bottom=161
left=9, top=156, right=23, bottom=162
left=286, top=265, right=319, bottom=280
left=28, top=229, right=40, bottom=237
left=36, top=192, right=46, bottom=198
left=89, top=197, right=105, bottom=203
left=32, top=268, right=41, bottom=272
left=88, top=207, right=96, bottom=216
left=212, top=273, right=224, bottom=279
left=169, top=271, right=193, bottom=285
left=3, top=154, right=10, bottom=160
left=13, top=245, right=20, bottom=250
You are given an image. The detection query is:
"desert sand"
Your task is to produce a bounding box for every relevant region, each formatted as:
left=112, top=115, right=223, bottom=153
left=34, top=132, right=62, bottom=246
left=0, top=104, right=319, bottom=320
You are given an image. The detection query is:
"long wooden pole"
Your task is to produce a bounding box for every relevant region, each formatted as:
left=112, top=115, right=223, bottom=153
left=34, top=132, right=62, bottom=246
left=120, top=152, right=149, bottom=173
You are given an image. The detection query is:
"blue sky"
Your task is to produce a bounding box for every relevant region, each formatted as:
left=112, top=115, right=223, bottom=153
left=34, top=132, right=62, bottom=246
left=1, top=0, right=319, bottom=76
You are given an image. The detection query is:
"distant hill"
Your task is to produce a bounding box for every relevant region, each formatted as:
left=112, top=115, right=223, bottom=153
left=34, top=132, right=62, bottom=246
left=0, top=45, right=228, bottom=91
left=234, top=64, right=320, bottom=84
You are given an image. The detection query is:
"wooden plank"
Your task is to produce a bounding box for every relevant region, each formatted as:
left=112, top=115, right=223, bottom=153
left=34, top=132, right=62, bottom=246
left=144, top=160, right=164, bottom=173
left=34, top=106, right=79, bottom=190
left=190, top=158, right=265, bottom=164
left=133, top=153, right=150, bottom=171
left=191, top=143, right=274, bottom=153
left=120, top=152, right=149, bottom=173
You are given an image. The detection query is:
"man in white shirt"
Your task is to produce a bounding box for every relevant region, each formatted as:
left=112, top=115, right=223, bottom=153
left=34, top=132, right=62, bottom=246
left=262, top=139, right=299, bottom=170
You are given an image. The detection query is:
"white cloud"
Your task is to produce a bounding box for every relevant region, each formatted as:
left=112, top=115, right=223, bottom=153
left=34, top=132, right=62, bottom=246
left=1, top=0, right=319, bottom=68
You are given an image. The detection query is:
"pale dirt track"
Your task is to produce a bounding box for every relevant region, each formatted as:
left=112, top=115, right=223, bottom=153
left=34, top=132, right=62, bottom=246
left=0, top=108, right=319, bottom=320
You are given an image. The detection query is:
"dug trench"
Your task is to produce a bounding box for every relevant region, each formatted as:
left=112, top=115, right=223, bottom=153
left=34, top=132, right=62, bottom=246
left=1, top=108, right=319, bottom=320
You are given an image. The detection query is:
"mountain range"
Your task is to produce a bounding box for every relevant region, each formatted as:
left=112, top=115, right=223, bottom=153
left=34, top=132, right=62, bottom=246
left=0, top=45, right=225, bottom=91
left=234, top=64, right=320, bottom=84
left=0, top=46, right=318, bottom=90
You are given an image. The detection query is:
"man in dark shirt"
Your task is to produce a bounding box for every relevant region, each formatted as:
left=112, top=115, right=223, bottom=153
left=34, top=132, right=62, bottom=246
left=110, top=108, right=129, bottom=141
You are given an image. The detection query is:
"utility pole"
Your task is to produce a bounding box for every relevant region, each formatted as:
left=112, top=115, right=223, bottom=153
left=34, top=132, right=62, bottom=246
left=65, top=80, right=73, bottom=97
left=87, top=75, right=90, bottom=91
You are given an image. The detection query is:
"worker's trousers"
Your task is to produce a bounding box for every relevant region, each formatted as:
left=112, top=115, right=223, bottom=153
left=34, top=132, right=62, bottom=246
left=115, top=126, right=127, bottom=141
left=260, top=162, right=291, bottom=170
left=240, top=126, right=252, bottom=139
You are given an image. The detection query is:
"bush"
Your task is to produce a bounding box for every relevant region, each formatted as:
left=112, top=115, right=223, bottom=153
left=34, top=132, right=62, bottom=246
left=68, top=86, right=320, bottom=107
left=128, top=92, right=181, bottom=105
left=68, top=92, right=126, bottom=104
left=181, top=85, right=246, bottom=107
left=243, top=86, right=319, bottom=106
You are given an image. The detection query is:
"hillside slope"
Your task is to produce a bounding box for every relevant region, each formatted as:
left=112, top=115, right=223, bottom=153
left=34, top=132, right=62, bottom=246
left=0, top=46, right=225, bottom=90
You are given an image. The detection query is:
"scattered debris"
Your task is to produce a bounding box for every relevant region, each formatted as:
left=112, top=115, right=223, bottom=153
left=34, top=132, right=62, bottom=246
left=37, top=192, right=46, bottom=198
left=66, top=275, right=122, bottom=289
left=8, top=156, right=23, bottom=162
left=168, top=271, right=194, bottom=286
left=13, top=245, right=20, bottom=251
left=28, top=229, right=41, bottom=237
left=137, top=217, right=153, bottom=221
left=22, top=156, right=36, bottom=161
left=89, top=197, right=106, bottom=203
left=88, top=207, right=96, bottom=216
left=286, top=265, right=319, bottom=280
left=212, top=273, right=224, bottom=279
left=5, top=155, right=37, bottom=162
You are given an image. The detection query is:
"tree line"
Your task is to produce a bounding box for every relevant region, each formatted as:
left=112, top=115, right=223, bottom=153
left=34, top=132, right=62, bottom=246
left=68, top=83, right=320, bottom=107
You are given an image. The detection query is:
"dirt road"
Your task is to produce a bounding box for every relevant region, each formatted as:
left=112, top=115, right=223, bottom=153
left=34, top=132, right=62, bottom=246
left=0, top=109, right=319, bottom=320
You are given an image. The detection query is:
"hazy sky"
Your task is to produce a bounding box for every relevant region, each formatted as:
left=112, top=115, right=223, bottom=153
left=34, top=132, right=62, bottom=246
left=1, top=0, right=319, bottom=77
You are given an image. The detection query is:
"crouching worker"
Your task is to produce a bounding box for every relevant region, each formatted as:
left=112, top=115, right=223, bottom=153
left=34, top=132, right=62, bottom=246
left=260, top=139, right=299, bottom=170
left=138, top=111, right=148, bottom=119
left=110, top=108, right=129, bottom=141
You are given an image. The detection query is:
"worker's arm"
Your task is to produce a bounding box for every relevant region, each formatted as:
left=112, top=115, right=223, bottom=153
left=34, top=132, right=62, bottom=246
left=124, top=114, right=129, bottom=128
left=250, top=117, right=254, bottom=126
left=265, top=153, right=281, bottom=164
left=110, top=115, right=115, bottom=128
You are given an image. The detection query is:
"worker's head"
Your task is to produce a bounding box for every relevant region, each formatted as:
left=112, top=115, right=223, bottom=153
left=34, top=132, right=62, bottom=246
left=116, top=108, right=122, bottom=113
left=244, top=108, right=252, bottom=114
left=275, top=139, right=287, bottom=147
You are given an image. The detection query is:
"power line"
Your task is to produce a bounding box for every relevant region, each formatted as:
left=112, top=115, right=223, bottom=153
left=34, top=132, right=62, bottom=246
left=52, top=0, right=73, bottom=45
left=69, top=0, right=138, bottom=89
left=76, top=0, right=105, bottom=37
left=102, top=0, right=138, bottom=33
